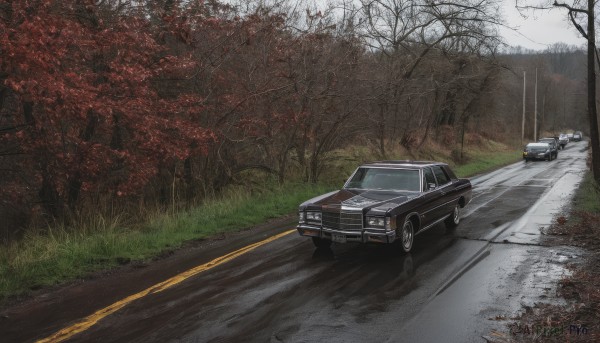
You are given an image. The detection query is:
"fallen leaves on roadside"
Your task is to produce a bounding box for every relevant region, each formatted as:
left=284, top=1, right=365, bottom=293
left=507, top=210, right=600, bottom=342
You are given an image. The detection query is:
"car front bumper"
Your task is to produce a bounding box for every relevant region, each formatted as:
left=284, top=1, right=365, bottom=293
left=297, top=224, right=396, bottom=244
left=523, top=152, right=550, bottom=160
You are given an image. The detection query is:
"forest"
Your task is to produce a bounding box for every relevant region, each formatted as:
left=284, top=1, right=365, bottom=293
left=0, top=0, right=589, bottom=239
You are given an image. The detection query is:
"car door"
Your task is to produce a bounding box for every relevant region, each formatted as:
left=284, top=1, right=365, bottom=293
left=431, top=165, right=453, bottom=221
left=418, top=167, right=444, bottom=228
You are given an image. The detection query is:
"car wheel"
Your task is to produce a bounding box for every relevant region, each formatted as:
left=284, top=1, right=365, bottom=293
left=445, top=203, right=460, bottom=231
left=312, top=237, right=332, bottom=249
left=399, top=219, right=414, bottom=253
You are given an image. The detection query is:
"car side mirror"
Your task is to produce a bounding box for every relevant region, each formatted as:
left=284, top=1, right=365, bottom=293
left=428, top=183, right=437, bottom=190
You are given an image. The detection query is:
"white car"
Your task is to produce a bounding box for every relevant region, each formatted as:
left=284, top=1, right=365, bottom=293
left=558, top=133, right=568, bottom=149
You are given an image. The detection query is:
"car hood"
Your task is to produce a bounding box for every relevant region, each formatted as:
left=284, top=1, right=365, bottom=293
left=302, top=189, right=418, bottom=212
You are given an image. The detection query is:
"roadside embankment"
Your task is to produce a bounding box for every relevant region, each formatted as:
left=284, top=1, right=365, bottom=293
left=0, top=139, right=521, bottom=305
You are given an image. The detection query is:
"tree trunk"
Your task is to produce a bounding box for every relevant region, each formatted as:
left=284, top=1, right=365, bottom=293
left=67, top=110, right=98, bottom=210
left=378, top=103, right=386, bottom=157
left=23, top=101, right=64, bottom=218
left=587, top=1, right=600, bottom=183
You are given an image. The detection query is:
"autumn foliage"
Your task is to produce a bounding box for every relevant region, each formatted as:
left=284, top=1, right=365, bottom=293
left=1, top=1, right=214, bottom=221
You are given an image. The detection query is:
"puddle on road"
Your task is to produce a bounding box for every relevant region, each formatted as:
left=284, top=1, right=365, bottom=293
left=521, top=178, right=553, bottom=187
left=494, top=170, right=585, bottom=245
left=554, top=251, right=581, bottom=263
left=388, top=243, right=585, bottom=343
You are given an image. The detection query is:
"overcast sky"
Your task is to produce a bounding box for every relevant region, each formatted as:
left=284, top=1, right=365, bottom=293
left=499, top=1, right=585, bottom=50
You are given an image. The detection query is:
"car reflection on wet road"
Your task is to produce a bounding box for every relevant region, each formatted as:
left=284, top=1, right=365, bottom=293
left=9, top=142, right=590, bottom=343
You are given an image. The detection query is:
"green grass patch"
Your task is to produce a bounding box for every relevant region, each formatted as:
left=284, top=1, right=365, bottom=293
left=453, top=149, right=522, bottom=178
left=571, top=172, right=600, bottom=214
left=0, top=182, right=334, bottom=303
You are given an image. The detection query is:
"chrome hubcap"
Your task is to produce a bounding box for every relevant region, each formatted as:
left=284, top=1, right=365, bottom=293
left=402, top=221, right=413, bottom=251
left=453, top=205, right=460, bottom=224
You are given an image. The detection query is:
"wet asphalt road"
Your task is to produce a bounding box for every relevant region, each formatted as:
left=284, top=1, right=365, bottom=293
left=5, top=142, right=590, bottom=343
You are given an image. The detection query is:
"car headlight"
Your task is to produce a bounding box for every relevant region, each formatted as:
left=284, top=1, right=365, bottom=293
left=306, top=211, right=322, bottom=221
left=299, top=211, right=305, bottom=223
left=367, top=216, right=385, bottom=227
left=367, top=216, right=393, bottom=230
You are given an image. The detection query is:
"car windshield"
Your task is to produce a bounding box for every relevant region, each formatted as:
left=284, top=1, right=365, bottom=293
left=526, top=144, right=549, bottom=152
left=345, top=167, right=420, bottom=192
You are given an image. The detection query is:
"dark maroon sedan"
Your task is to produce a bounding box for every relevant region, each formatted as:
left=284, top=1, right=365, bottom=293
left=297, top=161, right=472, bottom=253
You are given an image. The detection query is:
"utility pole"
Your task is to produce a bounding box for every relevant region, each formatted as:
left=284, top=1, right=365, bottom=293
left=542, top=94, right=546, bottom=133
left=522, top=71, right=526, bottom=145
left=563, top=88, right=566, bottom=128
left=534, top=68, right=538, bottom=141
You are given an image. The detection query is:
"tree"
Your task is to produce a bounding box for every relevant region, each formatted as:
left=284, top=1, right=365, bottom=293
left=357, top=0, right=503, bottom=155
left=0, top=0, right=213, bottom=218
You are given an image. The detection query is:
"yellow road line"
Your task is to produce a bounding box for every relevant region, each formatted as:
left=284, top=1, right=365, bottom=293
left=37, top=229, right=295, bottom=343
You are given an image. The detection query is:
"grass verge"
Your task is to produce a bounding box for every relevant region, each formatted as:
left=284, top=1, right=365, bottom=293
left=453, top=149, right=521, bottom=178
left=0, top=182, right=334, bottom=303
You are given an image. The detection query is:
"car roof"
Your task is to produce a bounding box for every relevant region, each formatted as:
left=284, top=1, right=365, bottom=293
left=526, top=142, right=550, bottom=147
left=361, top=160, right=446, bottom=168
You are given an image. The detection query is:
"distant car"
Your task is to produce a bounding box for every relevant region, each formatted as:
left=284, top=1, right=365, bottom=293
left=567, top=133, right=574, bottom=141
left=573, top=131, right=583, bottom=141
left=558, top=133, right=569, bottom=149
left=523, top=142, right=553, bottom=162
left=297, top=161, right=472, bottom=253
left=538, top=138, right=559, bottom=158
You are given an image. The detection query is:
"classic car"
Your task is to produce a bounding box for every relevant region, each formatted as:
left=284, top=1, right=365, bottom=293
left=523, top=142, right=553, bottom=161
left=297, top=161, right=472, bottom=253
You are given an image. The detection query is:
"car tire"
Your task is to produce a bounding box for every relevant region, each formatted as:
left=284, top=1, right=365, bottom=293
left=445, top=203, right=460, bottom=231
left=312, top=237, right=332, bottom=249
left=399, top=218, right=414, bottom=253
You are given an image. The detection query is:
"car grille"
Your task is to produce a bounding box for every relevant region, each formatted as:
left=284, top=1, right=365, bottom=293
left=322, top=210, right=363, bottom=232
